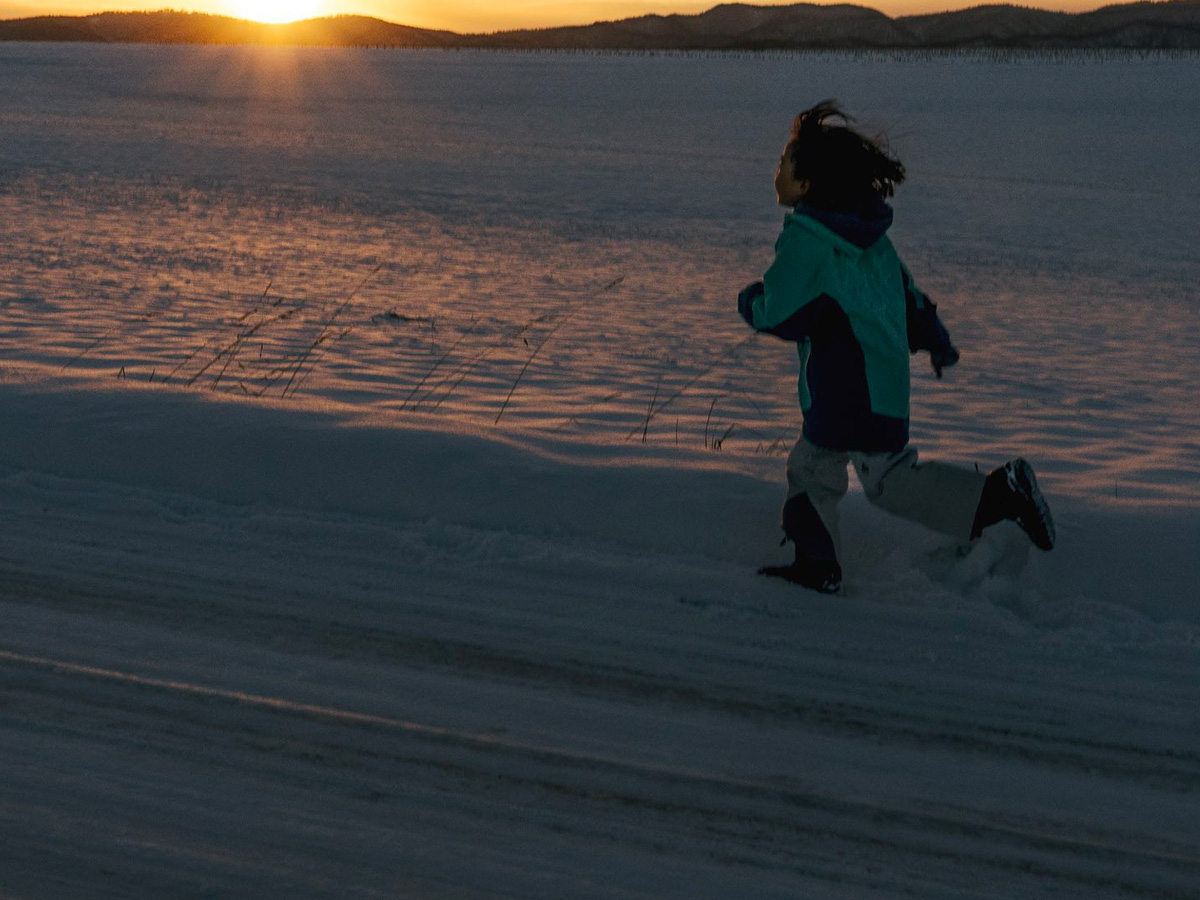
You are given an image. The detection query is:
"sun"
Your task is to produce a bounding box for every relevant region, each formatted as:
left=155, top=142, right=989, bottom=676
left=235, top=0, right=322, bottom=24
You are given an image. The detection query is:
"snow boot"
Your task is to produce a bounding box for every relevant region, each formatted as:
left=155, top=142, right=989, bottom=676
left=971, top=458, right=1055, bottom=551
left=759, top=558, right=843, bottom=594
left=759, top=493, right=843, bottom=594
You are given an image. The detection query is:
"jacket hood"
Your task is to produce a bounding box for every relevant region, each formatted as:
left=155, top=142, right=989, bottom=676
left=790, top=199, right=894, bottom=251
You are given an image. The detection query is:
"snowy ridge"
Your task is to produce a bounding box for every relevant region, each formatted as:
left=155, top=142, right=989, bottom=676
left=0, top=372, right=781, bottom=563
left=1, top=373, right=1198, bottom=897
left=1, top=372, right=1197, bottom=627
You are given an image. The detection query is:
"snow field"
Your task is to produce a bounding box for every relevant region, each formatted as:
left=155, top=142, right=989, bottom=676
left=3, top=46, right=1200, bottom=504
left=1, top=45, right=1198, bottom=898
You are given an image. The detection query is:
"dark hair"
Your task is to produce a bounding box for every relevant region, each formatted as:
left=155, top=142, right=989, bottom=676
left=786, top=100, right=905, bottom=212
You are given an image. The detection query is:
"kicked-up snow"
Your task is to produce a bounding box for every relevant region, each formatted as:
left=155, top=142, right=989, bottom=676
left=1, top=44, right=1198, bottom=898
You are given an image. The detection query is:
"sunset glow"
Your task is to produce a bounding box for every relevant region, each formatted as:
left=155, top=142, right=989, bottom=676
left=233, top=0, right=321, bottom=23
left=0, top=0, right=1111, bottom=33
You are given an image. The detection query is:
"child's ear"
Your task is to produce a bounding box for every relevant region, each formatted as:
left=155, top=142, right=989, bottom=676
left=798, top=178, right=812, bottom=198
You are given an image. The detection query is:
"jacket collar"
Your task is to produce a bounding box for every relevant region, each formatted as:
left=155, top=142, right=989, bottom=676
left=791, top=199, right=894, bottom=250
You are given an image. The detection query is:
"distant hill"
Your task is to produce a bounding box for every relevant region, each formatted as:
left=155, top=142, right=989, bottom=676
left=0, top=10, right=457, bottom=47
left=468, top=4, right=908, bottom=49
left=2, top=2, right=1199, bottom=49
left=469, top=1, right=1200, bottom=49
left=899, top=1, right=1200, bottom=48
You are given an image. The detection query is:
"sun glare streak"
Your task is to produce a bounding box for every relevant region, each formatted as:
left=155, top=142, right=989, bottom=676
left=235, top=0, right=322, bottom=23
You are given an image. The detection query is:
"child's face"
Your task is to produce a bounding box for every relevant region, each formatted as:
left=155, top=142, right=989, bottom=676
left=774, top=142, right=810, bottom=207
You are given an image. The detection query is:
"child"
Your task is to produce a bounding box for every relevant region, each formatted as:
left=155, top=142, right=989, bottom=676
left=738, top=100, right=1054, bottom=595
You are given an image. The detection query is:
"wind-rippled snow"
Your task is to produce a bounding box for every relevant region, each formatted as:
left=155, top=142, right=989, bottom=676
left=3, top=45, right=1199, bottom=503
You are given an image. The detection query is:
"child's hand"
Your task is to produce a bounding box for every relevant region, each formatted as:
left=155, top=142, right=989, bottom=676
left=738, top=281, right=764, bottom=326
left=931, top=345, right=960, bottom=378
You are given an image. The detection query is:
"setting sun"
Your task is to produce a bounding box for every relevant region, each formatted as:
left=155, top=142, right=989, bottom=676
left=234, top=0, right=320, bottom=23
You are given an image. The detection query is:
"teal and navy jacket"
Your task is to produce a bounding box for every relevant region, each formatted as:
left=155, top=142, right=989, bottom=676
left=738, top=200, right=952, bottom=453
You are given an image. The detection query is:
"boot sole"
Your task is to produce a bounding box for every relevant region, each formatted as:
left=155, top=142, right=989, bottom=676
left=758, top=565, right=842, bottom=594
left=1009, top=458, right=1056, bottom=551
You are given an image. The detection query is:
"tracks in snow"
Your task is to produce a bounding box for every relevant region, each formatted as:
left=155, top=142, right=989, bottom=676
left=1, top=474, right=1199, bottom=898
left=3, top=645, right=1199, bottom=900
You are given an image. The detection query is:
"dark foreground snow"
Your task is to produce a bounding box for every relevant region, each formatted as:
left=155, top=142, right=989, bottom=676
left=1, top=380, right=1197, bottom=899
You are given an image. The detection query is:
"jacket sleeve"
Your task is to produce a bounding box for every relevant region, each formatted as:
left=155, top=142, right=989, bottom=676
left=744, top=226, right=829, bottom=343
left=901, top=261, right=953, bottom=353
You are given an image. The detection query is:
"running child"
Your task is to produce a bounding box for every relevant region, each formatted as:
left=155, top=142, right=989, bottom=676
left=738, top=100, right=1054, bottom=594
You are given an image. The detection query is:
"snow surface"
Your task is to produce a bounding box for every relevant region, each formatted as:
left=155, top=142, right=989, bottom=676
left=1, top=45, right=1199, bottom=898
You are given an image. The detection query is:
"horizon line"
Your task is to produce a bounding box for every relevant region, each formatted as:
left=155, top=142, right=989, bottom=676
left=0, top=0, right=1171, bottom=35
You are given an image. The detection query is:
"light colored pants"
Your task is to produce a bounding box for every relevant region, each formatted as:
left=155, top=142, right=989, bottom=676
left=785, top=437, right=987, bottom=559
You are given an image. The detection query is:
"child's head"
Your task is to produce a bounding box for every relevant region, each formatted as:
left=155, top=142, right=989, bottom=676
left=775, top=100, right=905, bottom=212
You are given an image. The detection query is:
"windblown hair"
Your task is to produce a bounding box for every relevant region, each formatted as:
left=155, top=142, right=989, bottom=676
left=786, top=100, right=906, bottom=212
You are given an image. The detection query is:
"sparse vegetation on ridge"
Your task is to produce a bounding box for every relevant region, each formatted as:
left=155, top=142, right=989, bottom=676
left=2, top=1, right=1200, bottom=49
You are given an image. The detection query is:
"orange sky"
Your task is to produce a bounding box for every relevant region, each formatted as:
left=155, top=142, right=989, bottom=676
left=0, top=0, right=1112, bottom=32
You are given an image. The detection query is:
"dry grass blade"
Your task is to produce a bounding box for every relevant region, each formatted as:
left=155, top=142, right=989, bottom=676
left=704, top=396, right=721, bottom=449
left=235, top=279, right=275, bottom=323
left=400, top=317, right=479, bottom=411
left=280, top=263, right=385, bottom=399
left=639, top=378, right=661, bottom=443
left=424, top=349, right=492, bottom=411
left=60, top=334, right=109, bottom=371
left=623, top=332, right=756, bottom=441
left=164, top=338, right=216, bottom=384
left=419, top=313, right=552, bottom=412
left=494, top=275, right=624, bottom=425
left=212, top=280, right=276, bottom=388
left=186, top=306, right=295, bottom=388
left=278, top=325, right=356, bottom=398
left=172, top=281, right=277, bottom=386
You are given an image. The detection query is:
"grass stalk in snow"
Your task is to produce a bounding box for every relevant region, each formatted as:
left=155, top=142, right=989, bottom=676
left=172, top=281, right=287, bottom=387
left=277, top=325, right=355, bottom=397
left=400, top=318, right=479, bottom=411
left=639, top=378, right=661, bottom=443
left=412, top=352, right=481, bottom=411
left=164, top=338, right=216, bottom=384
left=187, top=316, right=268, bottom=388
left=624, top=332, right=757, bottom=441
left=62, top=280, right=180, bottom=372
left=235, top=279, right=275, bottom=323
left=60, top=334, right=109, bottom=371
left=279, top=264, right=384, bottom=399
left=418, top=314, right=548, bottom=411
left=494, top=275, right=624, bottom=424
left=710, top=423, right=737, bottom=450
left=212, top=281, right=276, bottom=389
left=187, top=306, right=298, bottom=389
left=704, top=396, right=721, bottom=449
